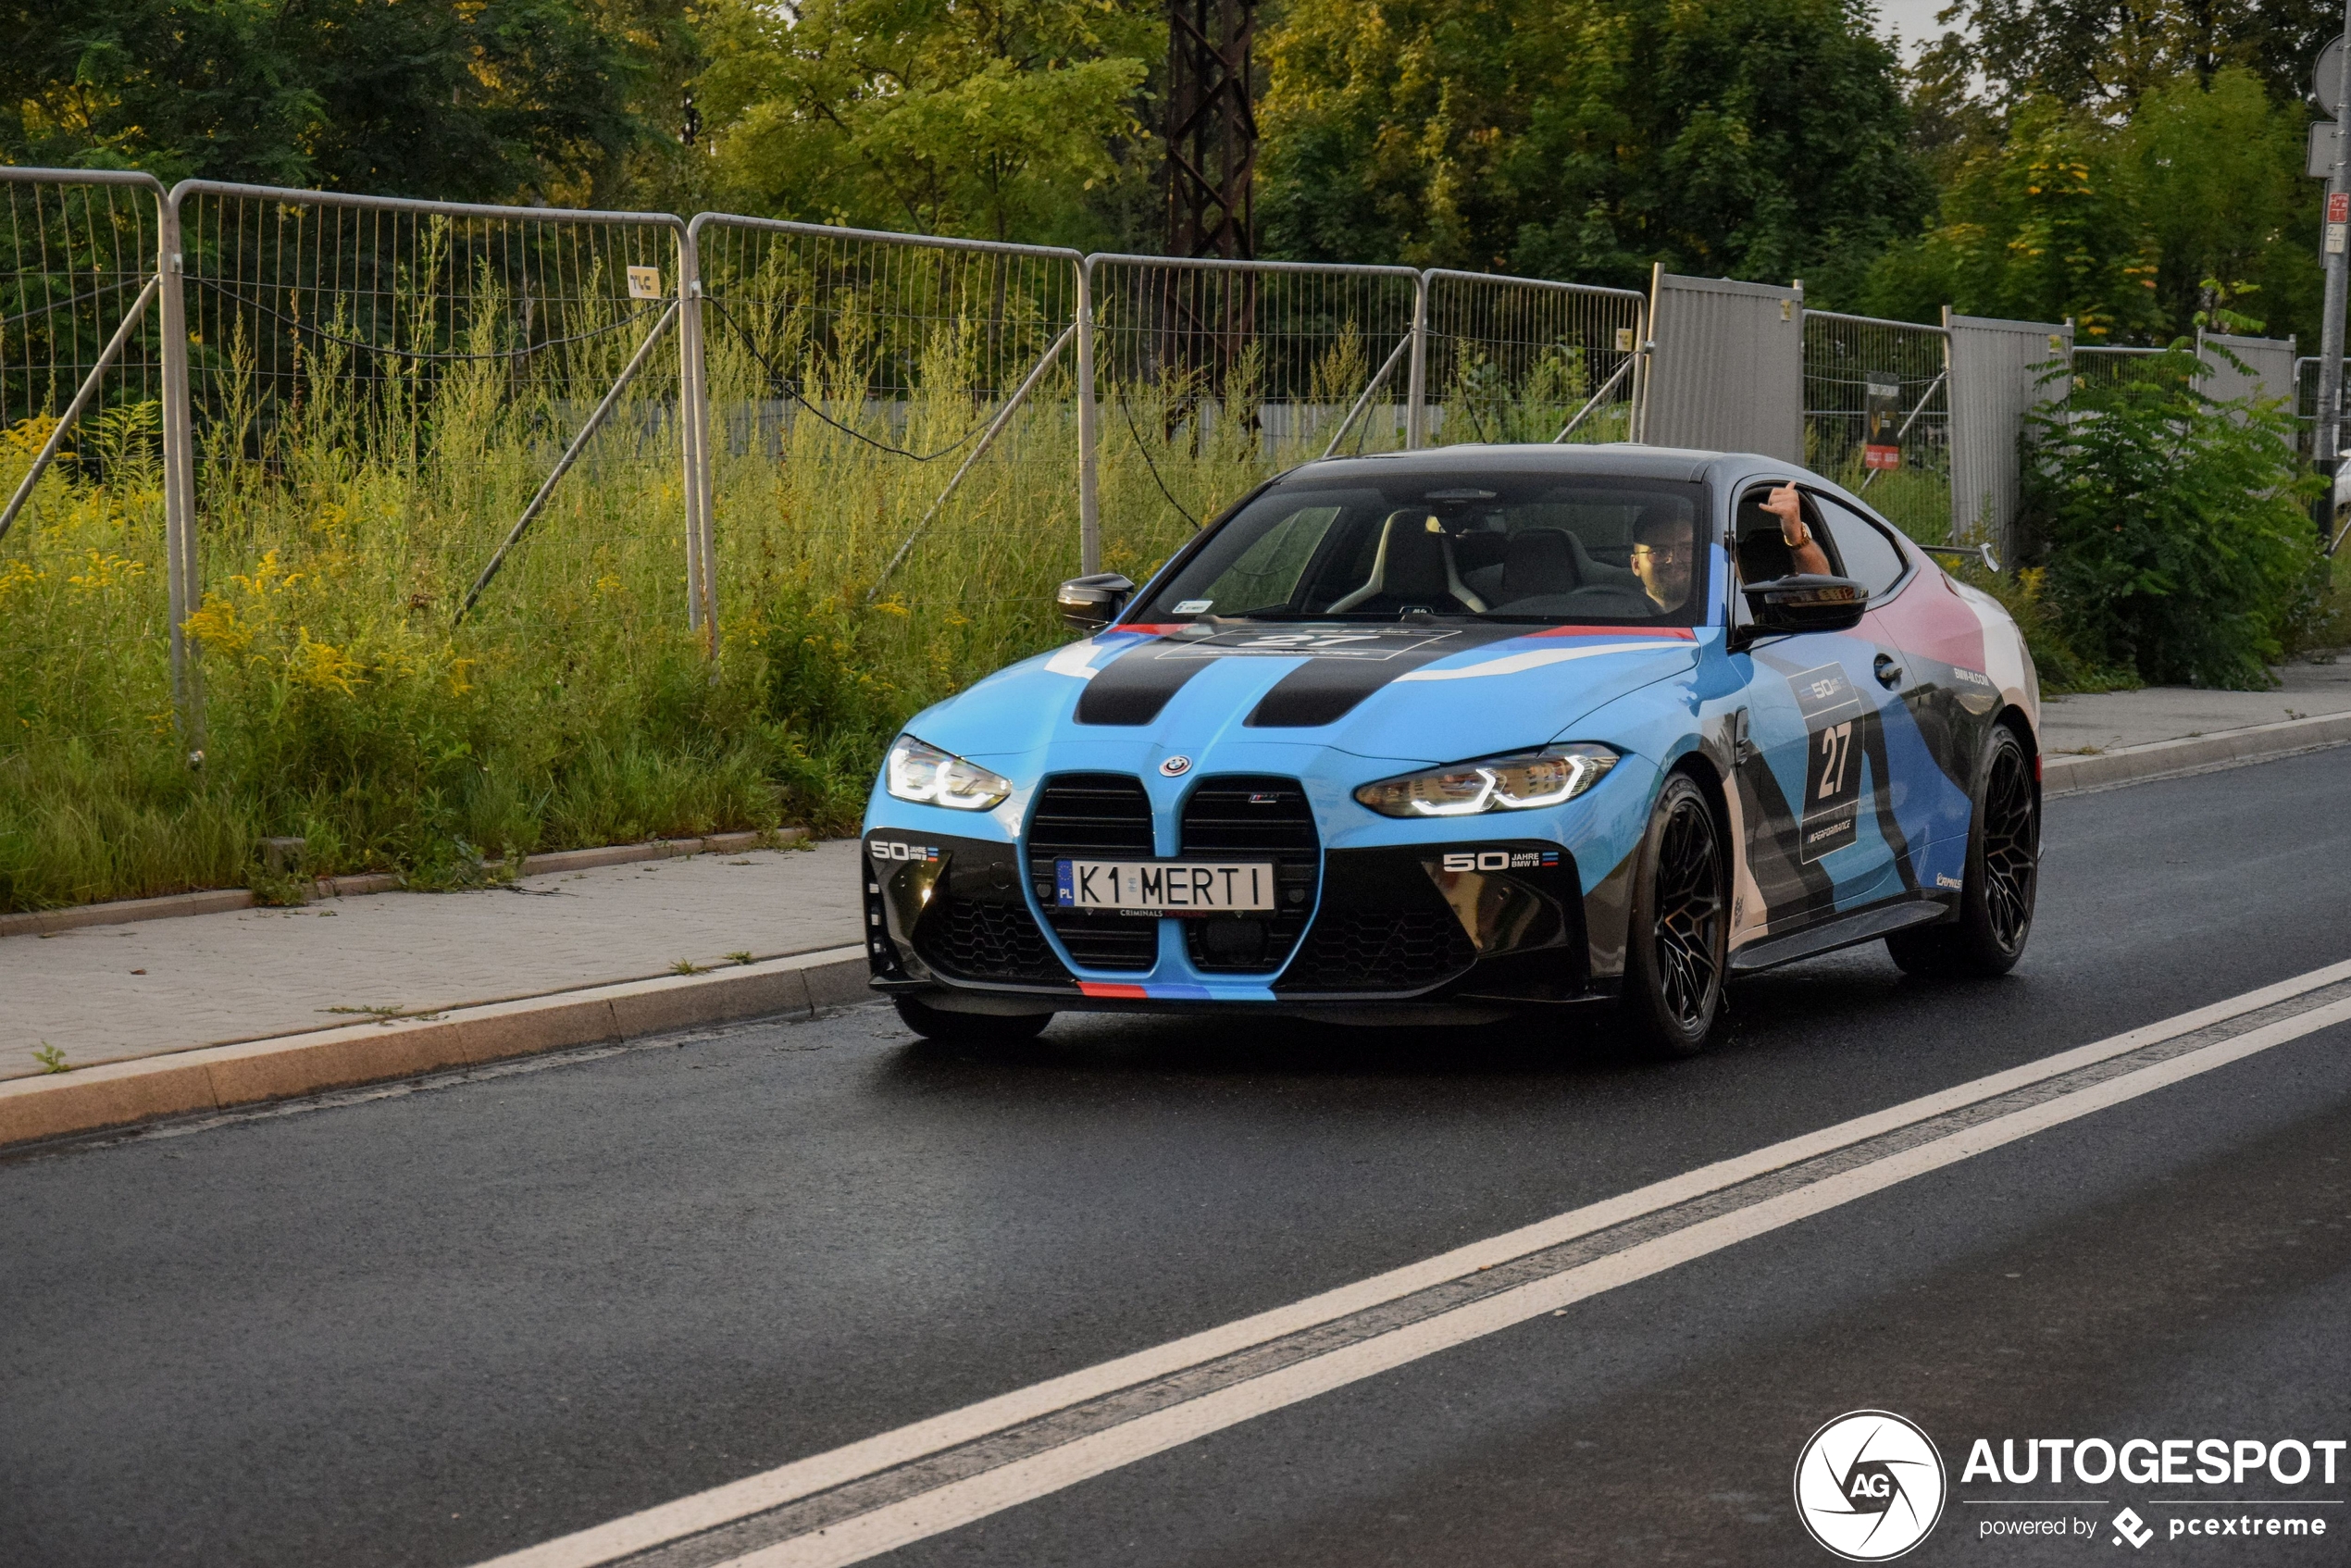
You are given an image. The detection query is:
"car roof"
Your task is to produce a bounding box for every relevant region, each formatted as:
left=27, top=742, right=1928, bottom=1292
left=1284, top=442, right=1779, bottom=489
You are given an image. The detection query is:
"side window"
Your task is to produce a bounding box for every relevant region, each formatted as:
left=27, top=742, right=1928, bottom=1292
left=1810, top=495, right=1908, bottom=600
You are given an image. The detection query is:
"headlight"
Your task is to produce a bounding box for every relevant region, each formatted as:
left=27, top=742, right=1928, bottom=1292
left=1353, top=745, right=1617, bottom=818
left=885, top=735, right=1012, bottom=811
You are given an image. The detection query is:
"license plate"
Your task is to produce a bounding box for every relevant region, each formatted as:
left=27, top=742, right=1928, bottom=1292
left=1055, top=859, right=1275, bottom=913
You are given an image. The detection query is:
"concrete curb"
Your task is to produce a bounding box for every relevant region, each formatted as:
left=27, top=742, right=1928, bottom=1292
left=2041, top=709, right=2351, bottom=796
left=0, top=945, right=871, bottom=1150
left=0, top=828, right=809, bottom=940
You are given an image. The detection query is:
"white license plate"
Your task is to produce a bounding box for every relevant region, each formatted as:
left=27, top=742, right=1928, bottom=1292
left=1055, top=859, right=1275, bottom=913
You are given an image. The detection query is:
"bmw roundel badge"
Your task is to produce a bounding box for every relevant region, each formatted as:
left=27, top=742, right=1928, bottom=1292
left=1159, top=754, right=1192, bottom=777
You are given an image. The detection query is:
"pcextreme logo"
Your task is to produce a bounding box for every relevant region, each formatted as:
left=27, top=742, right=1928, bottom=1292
left=1795, top=1410, right=1949, bottom=1562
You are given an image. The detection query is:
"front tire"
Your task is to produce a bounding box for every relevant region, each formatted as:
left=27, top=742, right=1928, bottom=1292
left=1886, top=723, right=2038, bottom=978
left=1620, top=773, right=1728, bottom=1058
left=893, top=994, right=1052, bottom=1047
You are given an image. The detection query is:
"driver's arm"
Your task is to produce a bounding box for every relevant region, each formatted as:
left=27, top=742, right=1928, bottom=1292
left=1763, top=485, right=1832, bottom=576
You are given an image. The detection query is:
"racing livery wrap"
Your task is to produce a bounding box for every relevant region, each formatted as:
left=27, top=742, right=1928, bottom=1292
left=861, top=445, right=2041, bottom=1050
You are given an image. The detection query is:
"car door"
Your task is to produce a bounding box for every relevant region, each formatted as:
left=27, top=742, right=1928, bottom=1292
left=1811, top=490, right=1982, bottom=864
left=1726, top=482, right=1911, bottom=928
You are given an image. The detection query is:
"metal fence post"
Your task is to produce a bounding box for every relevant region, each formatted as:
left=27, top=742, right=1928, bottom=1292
left=1404, top=274, right=1428, bottom=450
left=156, top=185, right=203, bottom=749
left=678, top=218, right=716, bottom=653
left=1076, top=255, right=1101, bottom=575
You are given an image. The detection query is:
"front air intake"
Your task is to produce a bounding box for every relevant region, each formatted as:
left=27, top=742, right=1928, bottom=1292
left=1026, top=774, right=1158, bottom=971
left=1178, top=777, right=1320, bottom=973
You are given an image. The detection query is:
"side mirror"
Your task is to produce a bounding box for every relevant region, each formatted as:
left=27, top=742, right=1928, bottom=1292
left=1733, top=574, right=1868, bottom=648
left=1056, top=572, right=1135, bottom=632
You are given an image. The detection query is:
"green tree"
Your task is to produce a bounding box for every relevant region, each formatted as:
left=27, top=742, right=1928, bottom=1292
left=0, top=0, right=653, bottom=203
left=1255, top=0, right=1929, bottom=299
left=693, top=0, right=1159, bottom=244
left=1925, top=0, right=2339, bottom=114
left=1861, top=68, right=2318, bottom=343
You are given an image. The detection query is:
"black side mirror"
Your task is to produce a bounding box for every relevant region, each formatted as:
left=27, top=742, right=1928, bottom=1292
left=1056, top=572, right=1135, bottom=631
left=1733, top=574, right=1868, bottom=649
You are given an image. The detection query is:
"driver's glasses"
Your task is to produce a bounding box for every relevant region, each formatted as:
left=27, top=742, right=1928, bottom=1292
left=1633, top=544, right=1683, bottom=566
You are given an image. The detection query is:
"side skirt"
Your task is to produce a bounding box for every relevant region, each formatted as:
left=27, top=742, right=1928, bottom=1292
left=1727, top=894, right=1954, bottom=976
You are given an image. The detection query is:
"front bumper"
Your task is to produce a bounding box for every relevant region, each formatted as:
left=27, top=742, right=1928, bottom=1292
left=862, top=828, right=1614, bottom=1014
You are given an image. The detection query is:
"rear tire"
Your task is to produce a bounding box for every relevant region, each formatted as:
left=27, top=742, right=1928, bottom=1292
left=893, top=994, right=1052, bottom=1047
left=1886, top=723, right=2038, bottom=978
left=1619, top=773, right=1728, bottom=1058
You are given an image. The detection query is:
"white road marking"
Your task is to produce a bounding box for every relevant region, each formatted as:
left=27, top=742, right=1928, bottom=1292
left=1392, top=641, right=1673, bottom=680
left=476, top=957, right=2351, bottom=1568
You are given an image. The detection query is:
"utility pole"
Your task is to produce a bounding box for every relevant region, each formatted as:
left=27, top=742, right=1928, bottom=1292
left=1165, top=0, right=1258, bottom=259
left=2316, top=9, right=2351, bottom=539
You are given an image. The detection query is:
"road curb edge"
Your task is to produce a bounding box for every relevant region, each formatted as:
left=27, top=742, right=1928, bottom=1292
left=0, top=946, right=871, bottom=1150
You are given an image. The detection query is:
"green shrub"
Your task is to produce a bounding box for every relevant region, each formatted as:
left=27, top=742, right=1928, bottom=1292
left=2021, top=343, right=2321, bottom=689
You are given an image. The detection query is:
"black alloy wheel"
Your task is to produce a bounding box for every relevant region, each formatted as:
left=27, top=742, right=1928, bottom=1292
left=1621, top=774, right=1728, bottom=1057
left=1887, top=723, right=2038, bottom=978
left=893, top=993, right=1053, bottom=1048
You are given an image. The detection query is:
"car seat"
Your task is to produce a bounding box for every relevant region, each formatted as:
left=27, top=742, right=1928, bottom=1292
left=1325, top=510, right=1489, bottom=615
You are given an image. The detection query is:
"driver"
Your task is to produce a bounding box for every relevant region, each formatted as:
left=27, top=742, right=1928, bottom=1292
left=1630, top=516, right=1694, bottom=611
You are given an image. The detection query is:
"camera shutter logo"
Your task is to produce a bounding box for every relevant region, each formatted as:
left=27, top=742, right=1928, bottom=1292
left=1793, top=1410, right=1947, bottom=1561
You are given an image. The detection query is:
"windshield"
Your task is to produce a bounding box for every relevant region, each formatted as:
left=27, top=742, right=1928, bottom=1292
left=1127, top=472, right=1711, bottom=626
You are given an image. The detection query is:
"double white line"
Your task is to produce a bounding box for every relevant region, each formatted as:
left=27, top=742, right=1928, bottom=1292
left=481, top=960, right=2351, bottom=1568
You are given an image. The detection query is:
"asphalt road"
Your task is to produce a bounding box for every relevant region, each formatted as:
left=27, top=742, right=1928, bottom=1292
left=5, top=750, right=2349, bottom=1568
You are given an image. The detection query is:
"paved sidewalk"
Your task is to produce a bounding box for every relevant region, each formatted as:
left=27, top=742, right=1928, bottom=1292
left=4, top=841, right=864, bottom=1079
left=2040, top=654, right=2351, bottom=753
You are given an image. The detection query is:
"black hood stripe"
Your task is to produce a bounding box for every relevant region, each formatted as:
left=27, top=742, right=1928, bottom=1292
left=1075, top=652, right=1213, bottom=726
left=1241, top=626, right=1526, bottom=728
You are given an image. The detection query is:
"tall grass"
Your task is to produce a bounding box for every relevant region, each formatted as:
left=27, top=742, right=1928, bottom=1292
left=1, top=271, right=1650, bottom=914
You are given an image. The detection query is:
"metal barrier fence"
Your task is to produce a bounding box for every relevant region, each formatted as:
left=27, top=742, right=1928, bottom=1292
left=1643, top=271, right=1805, bottom=463
left=1801, top=309, right=1951, bottom=542
left=1416, top=270, right=1646, bottom=449
left=2070, top=343, right=2167, bottom=398
left=690, top=215, right=1084, bottom=602
left=1080, top=254, right=1422, bottom=571
left=1946, top=312, right=2070, bottom=558
left=10, top=162, right=2220, bottom=753
left=0, top=168, right=193, bottom=728
left=169, top=183, right=701, bottom=641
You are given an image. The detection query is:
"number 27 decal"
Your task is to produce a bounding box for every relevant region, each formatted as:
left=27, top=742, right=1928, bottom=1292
left=1816, top=721, right=1853, bottom=800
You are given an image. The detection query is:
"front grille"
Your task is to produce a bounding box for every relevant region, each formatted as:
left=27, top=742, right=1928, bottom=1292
left=1179, top=777, right=1320, bottom=973
left=1028, top=773, right=1158, bottom=972
left=915, top=893, right=1065, bottom=983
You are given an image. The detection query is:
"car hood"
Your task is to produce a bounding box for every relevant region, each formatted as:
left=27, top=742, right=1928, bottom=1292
left=910, top=623, right=1702, bottom=766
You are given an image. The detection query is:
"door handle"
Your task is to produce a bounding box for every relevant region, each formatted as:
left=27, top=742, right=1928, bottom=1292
left=1873, top=653, right=1904, bottom=689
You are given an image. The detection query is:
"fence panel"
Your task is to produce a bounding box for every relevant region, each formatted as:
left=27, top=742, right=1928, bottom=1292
left=1641, top=270, right=1804, bottom=462
left=1947, top=311, right=2071, bottom=556
left=1417, top=270, right=1646, bottom=449
left=0, top=169, right=193, bottom=730
left=1800, top=309, right=1950, bottom=542
left=2071, top=343, right=2165, bottom=396
left=2195, top=329, right=2296, bottom=411
left=1083, top=254, right=1421, bottom=575
left=170, top=183, right=694, bottom=654
left=692, top=216, right=1083, bottom=661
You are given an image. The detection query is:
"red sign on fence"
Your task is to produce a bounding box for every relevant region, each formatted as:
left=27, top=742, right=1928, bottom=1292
left=1863, top=444, right=1901, bottom=472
